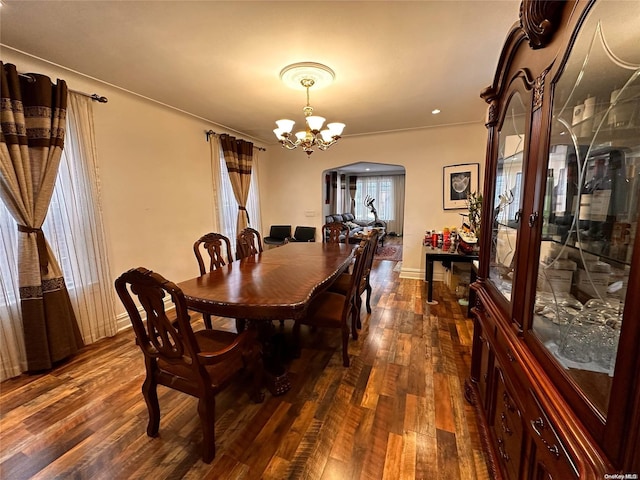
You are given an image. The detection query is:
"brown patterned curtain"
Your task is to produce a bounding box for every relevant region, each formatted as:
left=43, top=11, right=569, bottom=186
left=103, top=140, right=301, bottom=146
left=0, top=62, right=83, bottom=371
left=349, top=175, right=357, bottom=215
left=329, top=171, right=337, bottom=213
left=219, top=134, right=253, bottom=232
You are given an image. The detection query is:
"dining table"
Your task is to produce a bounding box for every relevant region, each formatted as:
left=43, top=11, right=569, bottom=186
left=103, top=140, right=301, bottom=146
left=178, top=241, right=355, bottom=395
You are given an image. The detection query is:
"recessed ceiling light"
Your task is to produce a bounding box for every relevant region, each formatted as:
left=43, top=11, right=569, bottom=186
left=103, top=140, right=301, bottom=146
left=365, top=168, right=371, bottom=171
left=432, top=109, right=441, bottom=115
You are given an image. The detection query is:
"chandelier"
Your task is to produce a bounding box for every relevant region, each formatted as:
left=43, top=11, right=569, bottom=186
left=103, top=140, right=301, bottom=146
left=273, top=62, right=345, bottom=156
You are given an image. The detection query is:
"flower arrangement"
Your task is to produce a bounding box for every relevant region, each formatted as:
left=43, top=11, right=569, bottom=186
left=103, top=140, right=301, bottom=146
left=466, top=191, right=483, bottom=236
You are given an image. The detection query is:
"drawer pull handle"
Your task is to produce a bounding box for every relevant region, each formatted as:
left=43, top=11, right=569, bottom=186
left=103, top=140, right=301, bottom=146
left=547, top=443, right=560, bottom=458
left=531, top=417, right=545, bottom=435
left=531, top=418, right=561, bottom=459
left=506, top=350, right=515, bottom=362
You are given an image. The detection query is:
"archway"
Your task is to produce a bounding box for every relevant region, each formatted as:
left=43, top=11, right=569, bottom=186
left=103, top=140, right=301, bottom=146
left=321, top=162, right=406, bottom=236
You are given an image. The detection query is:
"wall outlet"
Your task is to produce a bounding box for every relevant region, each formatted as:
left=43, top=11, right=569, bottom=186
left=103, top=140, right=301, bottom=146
left=304, top=210, right=316, bottom=217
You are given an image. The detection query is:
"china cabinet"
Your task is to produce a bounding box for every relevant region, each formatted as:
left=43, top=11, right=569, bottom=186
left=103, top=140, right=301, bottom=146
left=466, top=0, right=640, bottom=478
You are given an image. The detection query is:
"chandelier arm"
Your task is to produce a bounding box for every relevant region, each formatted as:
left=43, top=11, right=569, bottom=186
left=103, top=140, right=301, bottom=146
left=279, top=134, right=302, bottom=149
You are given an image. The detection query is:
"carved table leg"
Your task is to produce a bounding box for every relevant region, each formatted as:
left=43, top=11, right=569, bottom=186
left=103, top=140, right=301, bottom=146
left=250, top=320, right=292, bottom=396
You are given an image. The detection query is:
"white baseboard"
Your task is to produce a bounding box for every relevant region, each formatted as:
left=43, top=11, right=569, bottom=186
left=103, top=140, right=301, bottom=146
left=399, top=268, right=444, bottom=282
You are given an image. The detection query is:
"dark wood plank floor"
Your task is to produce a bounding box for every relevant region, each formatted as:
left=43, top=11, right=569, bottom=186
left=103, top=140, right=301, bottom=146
left=0, top=241, right=489, bottom=480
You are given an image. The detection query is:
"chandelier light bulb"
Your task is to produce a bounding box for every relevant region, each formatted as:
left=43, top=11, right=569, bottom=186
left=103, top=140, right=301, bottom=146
left=327, top=122, right=345, bottom=136
left=306, top=115, right=326, bottom=132
left=320, top=130, right=333, bottom=142
left=295, top=131, right=307, bottom=141
left=275, top=119, right=295, bottom=134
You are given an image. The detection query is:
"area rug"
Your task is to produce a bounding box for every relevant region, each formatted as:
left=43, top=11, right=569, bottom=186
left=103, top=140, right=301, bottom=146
left=374, top=245, right=403, bottom=261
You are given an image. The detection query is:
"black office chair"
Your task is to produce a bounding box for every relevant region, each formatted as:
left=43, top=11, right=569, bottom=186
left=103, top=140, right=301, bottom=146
left=291, top=226, right=316, bottom=242
left=263, top=225, right=292, bottom=246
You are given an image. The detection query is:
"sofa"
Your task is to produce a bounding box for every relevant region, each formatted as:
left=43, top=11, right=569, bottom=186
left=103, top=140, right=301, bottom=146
left=324, top=213, right=367, bottom=242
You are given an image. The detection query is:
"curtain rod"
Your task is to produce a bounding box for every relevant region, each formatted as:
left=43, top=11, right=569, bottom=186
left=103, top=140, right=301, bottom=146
left=18, top=72, right=108, bottom=103
left=205, top=129, right=266, bottom=151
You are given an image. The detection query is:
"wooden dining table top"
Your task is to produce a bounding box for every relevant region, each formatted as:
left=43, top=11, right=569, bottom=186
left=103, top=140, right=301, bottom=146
left=178, top=242, right=355, bottom=321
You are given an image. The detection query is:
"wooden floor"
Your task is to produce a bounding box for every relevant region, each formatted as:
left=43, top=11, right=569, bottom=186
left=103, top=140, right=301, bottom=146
left=0, top=241, right=489, bottom=480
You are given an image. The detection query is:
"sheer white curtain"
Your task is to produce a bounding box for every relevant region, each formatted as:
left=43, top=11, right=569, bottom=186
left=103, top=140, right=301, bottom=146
left=211, top=138, right=262, bottom=248
left=0, top=205, right=24, bottom=379
left=0, top=92, right=117, bottom=381
left=354, top=174, right=405, bottom=234
left=390, top=175, right=405, bottom=235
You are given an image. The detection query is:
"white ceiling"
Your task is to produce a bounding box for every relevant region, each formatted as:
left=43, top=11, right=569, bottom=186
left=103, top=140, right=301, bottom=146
left=0, top=0, right=521, bottom=145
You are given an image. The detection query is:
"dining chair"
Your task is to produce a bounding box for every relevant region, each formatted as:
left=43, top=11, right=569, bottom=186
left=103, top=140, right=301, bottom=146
left=263, top=225, right=291, bottom=246
left=114, top=267, right=264, bottom=464
left=194, top=232, right=233, bottom=275
left=322, top=221, right=348, bottom=244
left=193, top=232, right=233, bottom=329
left=329, top=230, right=379, bottom=331
left=236, top=227, right=263, bottom=260
left=291, top=226, right=316, bottom=242
left=292, top=242, right=367, bottom=367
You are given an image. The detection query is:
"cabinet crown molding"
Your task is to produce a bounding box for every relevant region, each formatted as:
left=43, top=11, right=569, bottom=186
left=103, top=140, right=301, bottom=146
left=519, top=0, right=565, bottom=49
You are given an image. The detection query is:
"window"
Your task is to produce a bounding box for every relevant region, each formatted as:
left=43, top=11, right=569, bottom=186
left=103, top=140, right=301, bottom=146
left=0, top=93, right=117, bottom=381
left=352, top=174, right=405, bottom=235
left=217, top=148, right=262, bottom=241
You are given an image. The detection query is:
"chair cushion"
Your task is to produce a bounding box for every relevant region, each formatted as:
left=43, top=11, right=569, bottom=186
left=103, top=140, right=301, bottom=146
left=158, top=329, right=245, bottom=388
left=342, top=213, right=355, bottom=222
left=302, top=291, right=346, bottom=327
left=329, top=272, right=366, bottom=296
left=264, top=237, right=287, bottom=245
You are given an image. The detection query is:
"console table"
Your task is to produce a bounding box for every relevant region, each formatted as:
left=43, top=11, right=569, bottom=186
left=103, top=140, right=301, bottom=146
left=424, top=248, right=479, bottom=304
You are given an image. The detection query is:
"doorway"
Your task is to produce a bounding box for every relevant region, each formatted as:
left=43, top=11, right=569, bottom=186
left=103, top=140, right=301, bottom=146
left=322, top=162, right=406, bottom=237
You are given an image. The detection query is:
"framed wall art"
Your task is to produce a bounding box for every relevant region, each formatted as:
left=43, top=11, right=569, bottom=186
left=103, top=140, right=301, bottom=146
left=443, top=163, right=479, bottom=210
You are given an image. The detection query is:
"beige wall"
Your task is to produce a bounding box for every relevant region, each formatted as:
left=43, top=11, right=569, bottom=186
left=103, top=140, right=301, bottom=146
left=2, top=51, right=271, bottom=322
left=3, top=51, right=487, bottom=319
left=261, top=125, right=487, bottom=279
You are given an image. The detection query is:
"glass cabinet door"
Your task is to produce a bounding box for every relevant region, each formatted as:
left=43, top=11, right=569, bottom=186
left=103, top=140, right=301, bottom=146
left=489, top=92, right=527, bottom=303
left=530, top=0, right=640, bottom=416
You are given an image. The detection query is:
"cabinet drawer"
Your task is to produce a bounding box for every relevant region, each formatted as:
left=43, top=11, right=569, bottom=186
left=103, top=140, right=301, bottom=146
left=493, top=367, right=525, bottom=480
left=527, top=392, right=579, bottom=479
left=494, top=324, right=527, bottom=394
